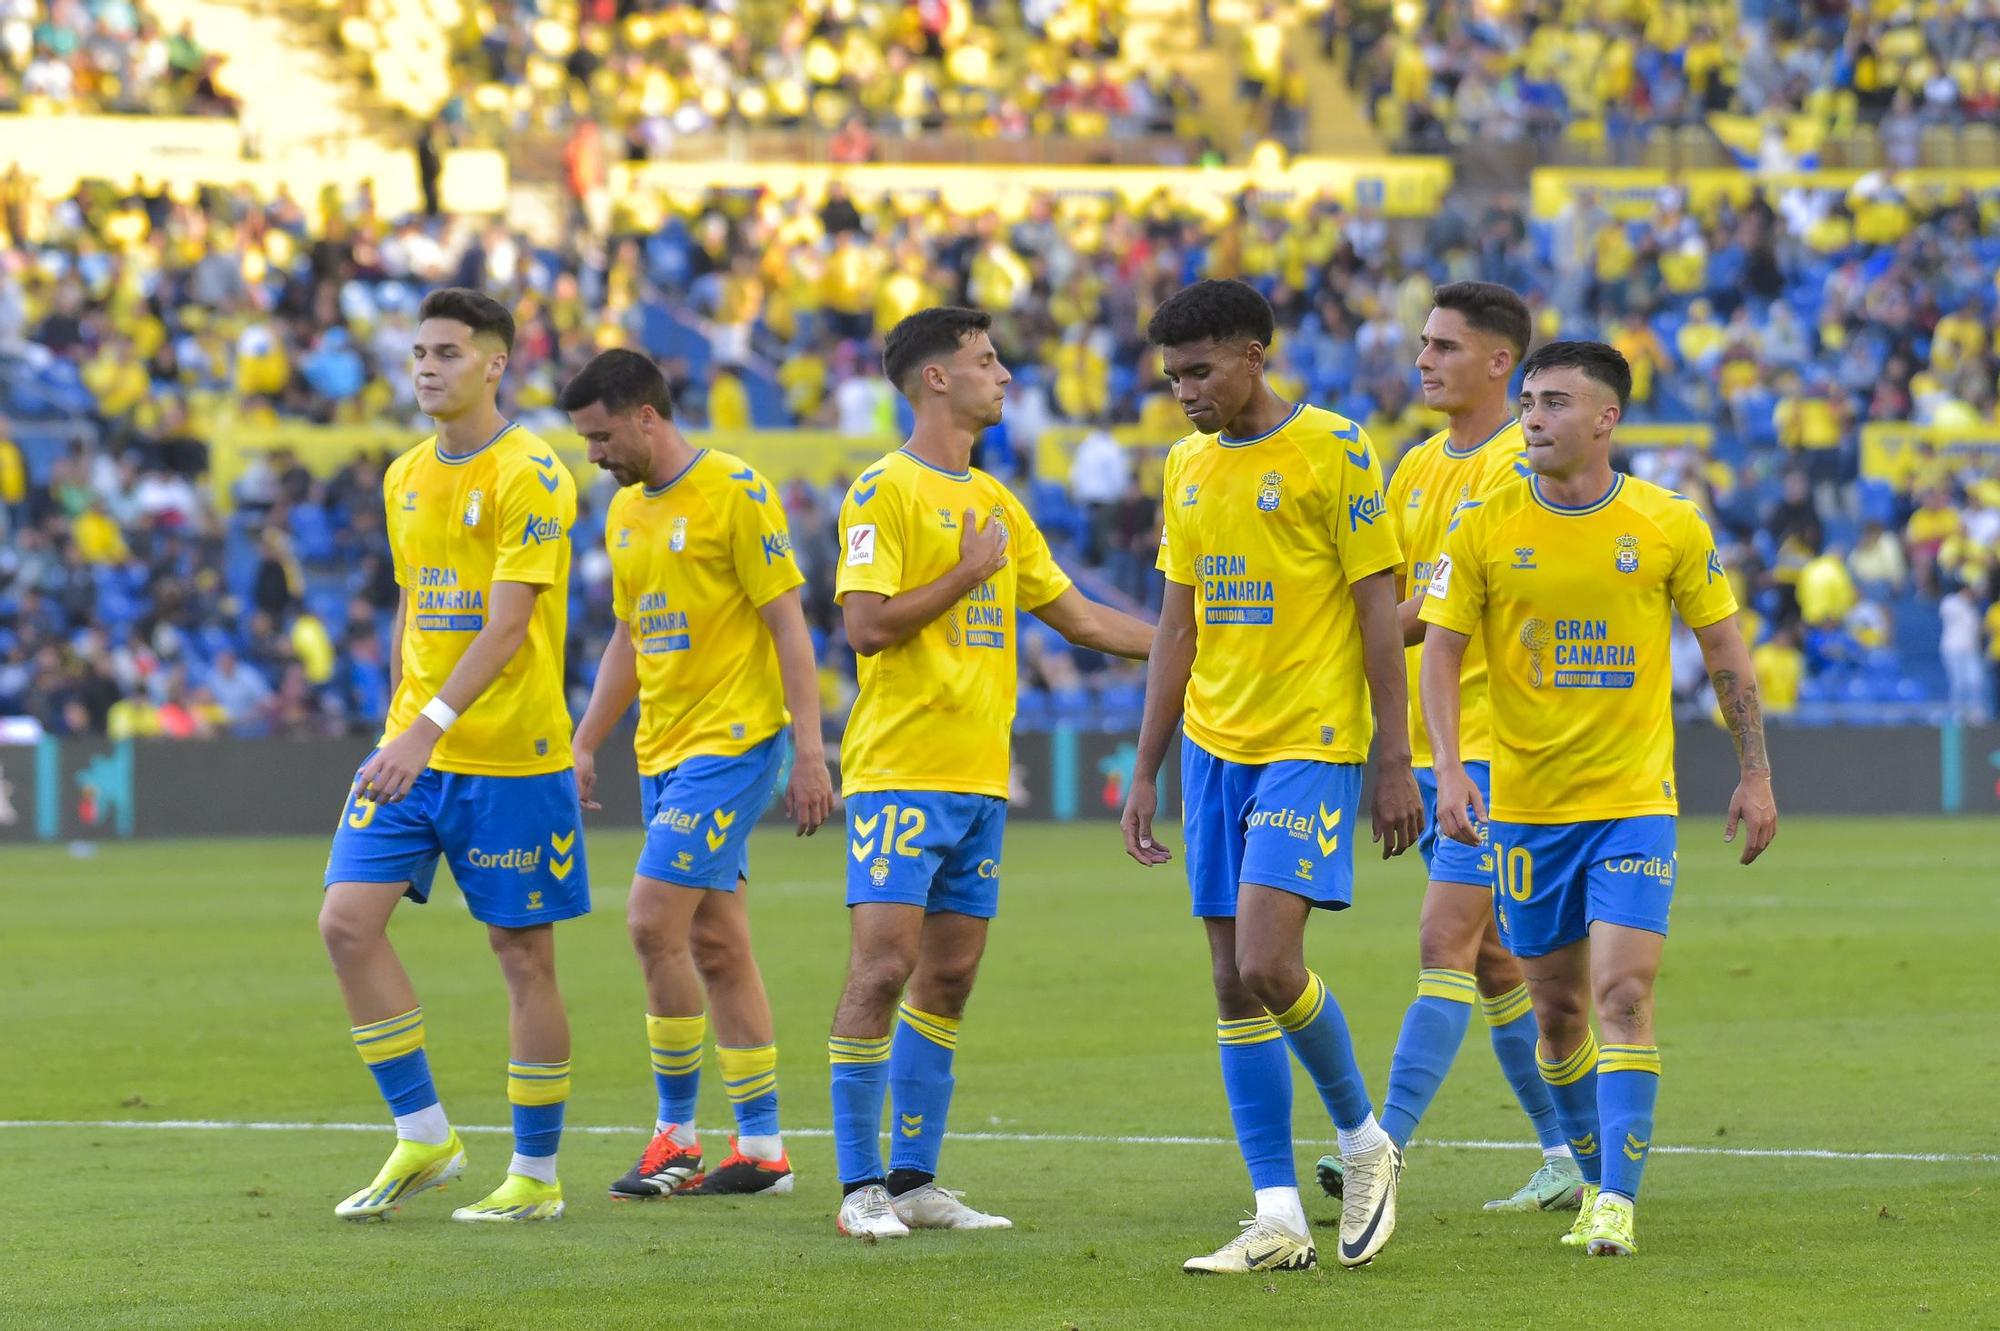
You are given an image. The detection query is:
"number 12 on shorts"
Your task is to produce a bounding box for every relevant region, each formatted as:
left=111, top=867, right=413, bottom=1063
left=859, top=803, right=927, bottom=857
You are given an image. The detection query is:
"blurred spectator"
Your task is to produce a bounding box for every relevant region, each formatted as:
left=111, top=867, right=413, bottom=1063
left=1940, top=582, right=1988, bottom=722
left=1067, top=424, right=1130, bottom=565
left=1752, top=623, right=1804, bottom=717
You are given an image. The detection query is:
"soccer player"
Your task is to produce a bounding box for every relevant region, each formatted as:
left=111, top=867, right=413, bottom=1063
left=565, top=349, right=834, bottom=1200
left=828, top=306, right=1153, bottom=1240
left=1121, top=278, right=1426, bottom=1274
left=320, top=287, right=587, bottom=1223
left=1315, top=283, right=1583, bottom=1213
left=1420, top=341, right=1778, bottom=1257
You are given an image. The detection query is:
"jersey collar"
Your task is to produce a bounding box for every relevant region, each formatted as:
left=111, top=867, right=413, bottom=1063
left=1442, top=418, right=1516, bottom=460
left=897, top=447, right=972, bottom=480
left=1530, top=473, right=1624, bottom=516
left=643, top=448, right=708, bottom=497
left=435, top=420, right=517, bottom=465
left=1219, top=402, right=1303, bottom=447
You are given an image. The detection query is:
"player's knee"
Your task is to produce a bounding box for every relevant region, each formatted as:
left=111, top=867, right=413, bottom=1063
left=1593, top=972, right=1653, bottom=1037
left=317, top=902, right=383, bottom=964
left=1417, top=911, right=1482, bottom=973
left=1235, top=953, right=1306, bottom=1012
left=845, top=949, right=916, bottom=1010
left=1528, top=984, right=1590, bottom=1044
left=688, top=915, right=748, bottom=978
left=627, top=900, right=689, bottom=965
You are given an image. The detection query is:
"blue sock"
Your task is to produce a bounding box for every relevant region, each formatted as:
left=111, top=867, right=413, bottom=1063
left=647, top=1013, right=705, bottom=1131
left=1218, top=1017, right=1296, bottom=1189
left=887, top=1003, right=959, bottom=1178
left=1597, top=1045, right=1661, bottom=1200
left=1272, top=970, right=1373, bottom=1131
left=507, top=1060, right=570, bottom=1160
left=1483, top=985, right=1568, bottom=1152
left=350, top=1008, right=439, bottom=1118
left=1538, top=1032, right=1602, bottom=1186
left=828, top=1033, right=891, bottom=1186
left=1379, top=968, right=1477, bottom=1149
left=717, top=1043, right=780, bottom=1139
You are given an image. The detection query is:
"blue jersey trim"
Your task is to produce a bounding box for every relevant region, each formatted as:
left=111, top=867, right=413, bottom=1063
left=1220, top=402, right=1304, bottom=447
left=1530, top=473, right=1624, bottom=515
left=896, top=447, right=973, bottom=481
left=1442, top=418, right=1517, bottom=460
left=643, top=449, right=709, bottom=497
left=435, top=421, right=518, bottom=465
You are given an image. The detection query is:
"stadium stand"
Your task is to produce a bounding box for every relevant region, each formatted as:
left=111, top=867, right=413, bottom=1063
left=3, top=0, right=1999, bottom=742
left=0, top=0, right=232, bottom=114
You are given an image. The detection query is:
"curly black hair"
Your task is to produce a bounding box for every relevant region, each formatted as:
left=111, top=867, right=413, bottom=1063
left=1145, top=278, right=1275, bottom=349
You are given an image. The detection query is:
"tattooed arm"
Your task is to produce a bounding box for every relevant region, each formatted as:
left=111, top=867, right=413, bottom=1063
left=1692, top=617, right=1778, bottom=864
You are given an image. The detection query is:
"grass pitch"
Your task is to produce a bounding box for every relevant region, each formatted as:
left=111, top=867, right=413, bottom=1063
left=6, top=817, right=1999, bottom=1329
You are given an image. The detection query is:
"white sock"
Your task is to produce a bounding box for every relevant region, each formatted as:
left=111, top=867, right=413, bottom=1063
left=394, top=1103, right=450, bottom=1145
left=655, top=1120, right=700, bottom=1148
left=1544, top=1144, right=1574, bottom=1163
left=1336, top=1114, right=1391, bottom=1158
left=1599, top=1189, right=1633, bottom=1209
left=736, top=1133, right=784, bottom=1162
left=509, top=1152, right=557, bottom=1184
left=1253, top=1186, right=1309, bottom=1238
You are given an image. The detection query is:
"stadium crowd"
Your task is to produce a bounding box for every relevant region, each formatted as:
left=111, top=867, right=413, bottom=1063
left=432, top=0, right=1217, bottom=154
left=1360, top=0, right=2000, bottom=157
left=0, top=0, right=232, bottom=115
left=5, top=149, right=2000, bottom=738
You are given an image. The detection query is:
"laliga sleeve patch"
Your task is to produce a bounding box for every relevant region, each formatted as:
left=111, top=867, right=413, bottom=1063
left=1427, top=554, right=1452, bottom=599
left=846, top=523, right=877, bottom=567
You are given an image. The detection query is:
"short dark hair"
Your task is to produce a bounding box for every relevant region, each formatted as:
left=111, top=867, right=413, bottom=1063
left=1431, top=281, right=1531, bottom=359
left=882, top=306, right=993, bottom=397
left=1145, top=278, right=1275, bottom=349
left=418, top=287, right=515, bottom=354
left=558, top=348, right=674, bottom=420
left=1519, top=340, right=1633, bottom=409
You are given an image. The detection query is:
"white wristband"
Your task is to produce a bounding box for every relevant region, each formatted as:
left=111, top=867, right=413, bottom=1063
left=420, top=697, right=459, bottom=733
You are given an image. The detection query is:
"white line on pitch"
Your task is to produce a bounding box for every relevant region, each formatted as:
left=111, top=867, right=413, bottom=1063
left=1, top=1119, right=1993, bottom=1165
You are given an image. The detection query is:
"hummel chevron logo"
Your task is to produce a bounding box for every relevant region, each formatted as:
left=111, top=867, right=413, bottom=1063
left=850, top=839, right=873, bottom=862
left=528, top=453, right=555, bottom=469
left=1345, top=445, right=1371, bottom=470
left=1623, top=1133, right=1649, bottom=1161
left=550, top=831, right=576, bottom=854
left=729, top=466, right=768, bottom=502
left=899, top=1113, right=924, bottom=1139
left=705, top=828, right=728, bottom=852
left=852, top=466, right=886, bottom=506
left=1331, top=420, right=1360, bottom=443
left=853, top=813, right=881, bottom=836
left=549, top=855, right=574, bottom=882
left=1316, top=803, right=1342, bottom=856
left=712, top=810, right=738, bottom=830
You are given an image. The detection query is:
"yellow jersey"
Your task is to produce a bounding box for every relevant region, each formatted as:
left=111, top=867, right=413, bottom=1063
left=1420, top=472, right=1738, bottom=823
left=835, top=448, right=1072, bottom=800
left=607, top=450, right=804, bottom=776
left=1386, top=421, right=1530, bottom=767
left=382, top=423, right=576, bottom=776
left=1156, top=403, right=1403, bottom=766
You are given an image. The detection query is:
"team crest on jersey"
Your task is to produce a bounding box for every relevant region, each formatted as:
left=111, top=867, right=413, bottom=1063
left=463, top=489, right=484, bottom=527
left=1320, top=725, right=1335, bottom=745
left=402, top=490, right=418, bottom=512
left=869, top=856, right=891, bottom=887
left=1615, top=534, right=1640, bottom=574
left=1256, top=471, right=1284, bottom=512
left=670, top=516, right=688, bottom=552
left=535, top=738, right=548, bottom=757
left=616, top=527, right=631, bottom=548
left=988, top=503, right=1008, bottom=536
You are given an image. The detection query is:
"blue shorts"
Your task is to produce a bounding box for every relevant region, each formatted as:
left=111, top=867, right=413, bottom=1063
left=636, top=732, right=789, bottom=890
left=1180, top=736, right=1363, bottom=918
left=324, top=759, right=590, bottom=928
left=1488, top=816, right=1678, bottom=958
left=1416, top=761, right=1496, bottom=889
left=844, top=790, right=1005, bottom=919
